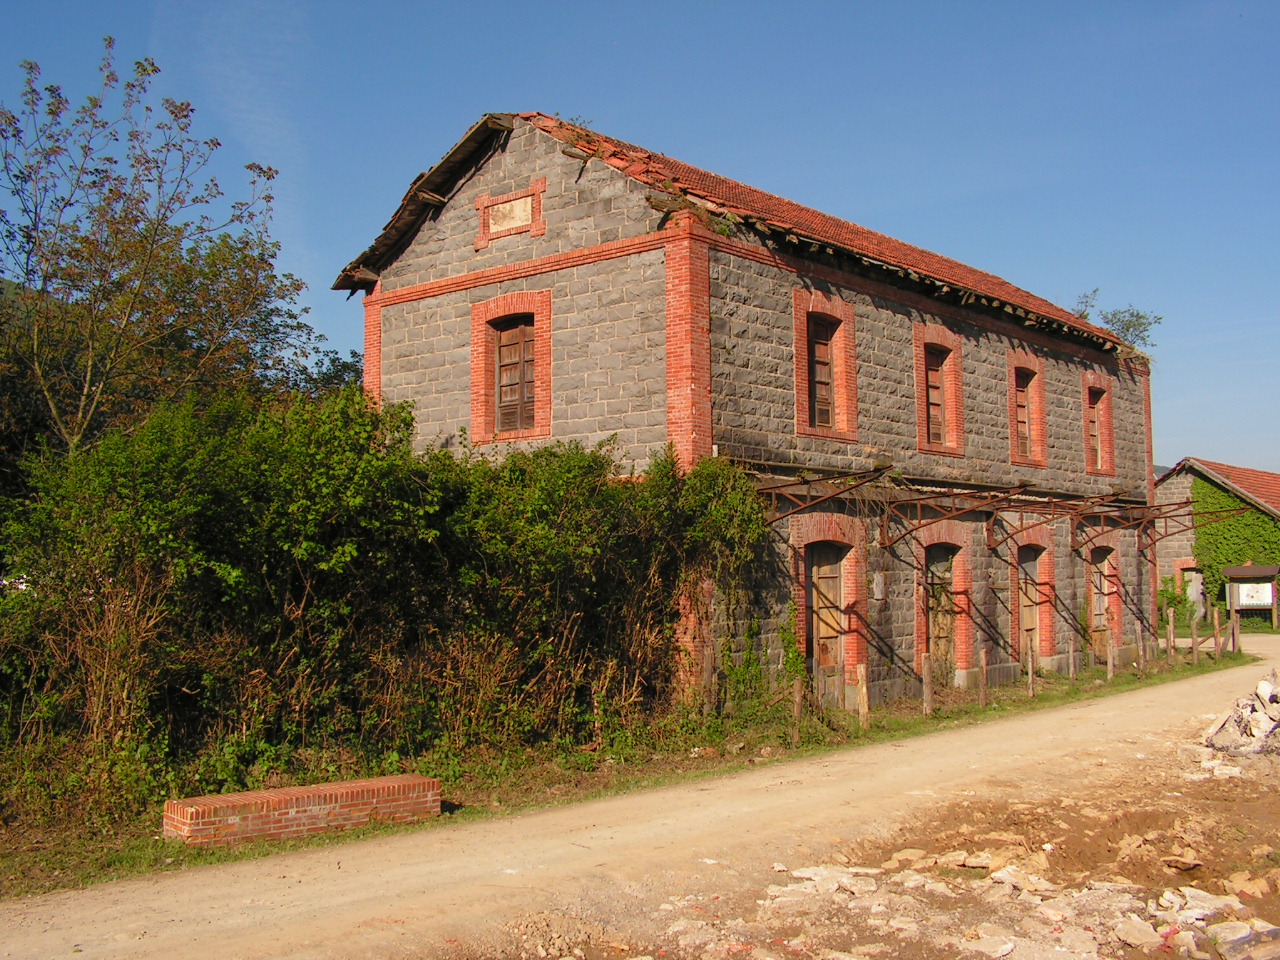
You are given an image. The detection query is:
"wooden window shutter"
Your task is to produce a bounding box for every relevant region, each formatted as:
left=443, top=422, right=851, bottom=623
left=496, top=315, right=536, bottom=433
left=808, top=316, right=836, bottom=429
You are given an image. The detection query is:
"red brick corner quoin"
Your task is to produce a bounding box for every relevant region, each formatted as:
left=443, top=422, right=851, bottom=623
left=162, top=774, right=442, bottom=847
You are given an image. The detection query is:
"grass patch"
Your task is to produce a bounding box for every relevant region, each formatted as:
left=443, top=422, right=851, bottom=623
left=0, top=648, right=1257, bottom=899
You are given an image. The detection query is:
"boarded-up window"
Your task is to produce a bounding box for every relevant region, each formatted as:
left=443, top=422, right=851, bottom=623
left=496, top=315, right=536, bottom=434
left=808, top=316, right=836, bottom=429
left=925, top=346, right=949, bottom=445
left=1014, top=367, right=1034, bottom=458
left=1085, top=387, right=1105, bottom=472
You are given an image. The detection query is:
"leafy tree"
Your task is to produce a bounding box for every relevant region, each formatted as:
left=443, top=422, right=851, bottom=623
left=0, top=39, right=316, bottom=456
left=1074, top=288, right=1163, bottom=351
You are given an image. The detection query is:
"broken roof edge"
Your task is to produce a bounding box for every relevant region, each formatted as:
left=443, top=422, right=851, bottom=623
left=332, top=112, right=1127, bottom=353
left=1157, top=457, right=1280, bottom=523
left=332, top=113, right=516, bottom=292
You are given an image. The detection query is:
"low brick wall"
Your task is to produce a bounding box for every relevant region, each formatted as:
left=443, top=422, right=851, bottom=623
left=163, top=773, right=441, bottom=847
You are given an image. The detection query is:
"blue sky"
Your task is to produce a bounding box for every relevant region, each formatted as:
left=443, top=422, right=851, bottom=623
left=3, top=1, right=1276, bottom=470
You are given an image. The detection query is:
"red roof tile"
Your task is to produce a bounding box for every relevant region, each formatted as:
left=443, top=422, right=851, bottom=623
left=1189, top=458, right=1280, bottom=517
left=520, top=113, right=1118, bottom=345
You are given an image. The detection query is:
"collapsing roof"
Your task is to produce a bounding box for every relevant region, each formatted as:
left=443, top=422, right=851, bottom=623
left=1159, top=458, right=1280, bottom=521
left=334, top=112, right=1123, bottom=352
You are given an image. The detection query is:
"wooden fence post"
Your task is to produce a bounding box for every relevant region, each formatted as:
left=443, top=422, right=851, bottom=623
left=1027, top=642, right=1036, bottom=697
left=978, top=648, right=989, bottom=708
left=1191, top=618, right=1199, bottom=665
left=1106, top=640, right=1115, bottom=680
left=922, top=653, right=934, bottom=716
left=1068, top=633, right=1077, bottom=681
left=857, top=662, right=870, bottom=730
left=1213, top=607, right=1223, bottom=657
left=1166, top=618, right=1175, bottom=660
left=791, top=677, right=803, bottom=748
left=1232, top=614, right=1241, bottom=654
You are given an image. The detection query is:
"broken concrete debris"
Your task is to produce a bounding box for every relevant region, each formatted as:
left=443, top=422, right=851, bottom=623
left=1206, top=668, right=1280, bottom=754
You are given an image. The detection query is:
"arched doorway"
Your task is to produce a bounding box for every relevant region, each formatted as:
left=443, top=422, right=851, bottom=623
left=806, top=541, right=848, bottom=706
left=925, top=543, right=961, bottom=676
left=1088, top=547, right=1117, bottom=657
left=1017, top=544, right=1045, bottom=669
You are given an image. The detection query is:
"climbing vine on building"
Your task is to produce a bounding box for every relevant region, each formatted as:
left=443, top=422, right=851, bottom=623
left=1192, top=477, right=1280, bottom=610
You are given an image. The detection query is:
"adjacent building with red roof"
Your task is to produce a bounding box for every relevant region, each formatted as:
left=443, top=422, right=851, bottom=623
left=1156, top=458, right=1280, bottom=621
left=337, top=113, right=1157, bottom=706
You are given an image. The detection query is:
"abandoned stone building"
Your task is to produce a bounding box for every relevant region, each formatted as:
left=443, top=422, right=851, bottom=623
left=335, top=113, right=1160, bottom=707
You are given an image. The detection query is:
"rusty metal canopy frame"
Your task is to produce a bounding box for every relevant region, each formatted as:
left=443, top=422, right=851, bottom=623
left=762, top=470, right=1241, bottom=559
left=877, top=485, right=1029, bottom=548
left=984, top=493, right=1120, bottom=550
left=759, top=467, right=891, bottom=524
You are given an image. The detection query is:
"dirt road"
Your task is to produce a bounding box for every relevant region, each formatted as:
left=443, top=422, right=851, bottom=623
left=3, top=639, right=1276, bottom=960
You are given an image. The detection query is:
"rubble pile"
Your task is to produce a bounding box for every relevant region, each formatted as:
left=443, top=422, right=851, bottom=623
left=1206, top=670, right=1280, bottom=755
left=647, top=848, right=1279, bottom=960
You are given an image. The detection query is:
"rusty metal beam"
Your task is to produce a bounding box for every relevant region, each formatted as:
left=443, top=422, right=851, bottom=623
left=878, top=486, right=1028, bottom=549
left=763, top=467, right=891, bottom=524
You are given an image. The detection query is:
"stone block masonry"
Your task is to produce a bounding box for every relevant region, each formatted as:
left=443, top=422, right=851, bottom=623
left=162, top=774, right=441, bottom=847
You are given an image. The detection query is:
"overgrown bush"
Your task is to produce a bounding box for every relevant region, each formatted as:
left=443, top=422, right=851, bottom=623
left=0, top=394, right=770, bottom=824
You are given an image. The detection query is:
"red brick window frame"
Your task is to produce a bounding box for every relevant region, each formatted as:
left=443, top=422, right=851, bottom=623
left=470, top=290, right=552, bottom=445
left=1007, top=349, right=1047, bottom=468
left=912, top=521, right=974, bottom=673
left=1082, top=370, right=1115, bottom=476
left=913, top=323, right=964, bottom=456
left=794, top=289, right=858, bottom=441
left=1007, top=531, right=1057, bottom=662
left=789, top=512, right=866, bottom=687
left=474, top=178, right=547, bottom=251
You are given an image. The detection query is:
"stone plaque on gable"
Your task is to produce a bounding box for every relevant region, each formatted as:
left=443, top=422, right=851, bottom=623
left=489, top=196, right=533, bottom=234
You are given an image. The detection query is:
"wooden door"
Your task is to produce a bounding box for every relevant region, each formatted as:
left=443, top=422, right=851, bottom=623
left=1089, top=548, right=1114, bottom=657
left=925, top=545, right=959, bottom=674
left=1017, top=546, right=1042, bottom=670
left=807, top=542, right=846, bottom=707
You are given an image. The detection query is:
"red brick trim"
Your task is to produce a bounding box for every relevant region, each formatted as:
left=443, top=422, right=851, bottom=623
left=470, top=290, right=553, bottom=445
left=674, top=577, right=716, bottom=701
left=363, top=282, right=383, bottom=404
left=1082, top=534, right=1125, bottom=649
left=1081, top=370, right=1116, bottom=477
left=474, top=178, right=547, bottom=250
left=704, top=232, right=1123, bottom=365
left=162, top=775, right=441, bottom=847
left=1138, top=365, right=1155, bottom=504
left=362, top=228, right=1131, bottom=376
left=665, top=212, right=714, bottom=467
left=367, top=232, right=669, bottom=309
left=1173, top=556, right=1198, bottom=591
left=1006, top=528, right=1057, bottom=661
left=1006, top=348, right=1047, bottom=468
left=913, top=322, right=965, bottom=457
left=794, top=287, right=858, bottom=442
left=789, top=512, right=866, bottom=686
left=911, top=520, right=974, bottom=673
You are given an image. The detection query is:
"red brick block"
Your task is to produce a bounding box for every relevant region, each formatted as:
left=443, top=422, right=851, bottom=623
left=162, top=774, right=441, bottom=847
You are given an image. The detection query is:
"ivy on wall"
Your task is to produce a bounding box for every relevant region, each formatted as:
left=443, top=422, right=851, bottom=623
left=1192, top=476, right=1280, bottom=609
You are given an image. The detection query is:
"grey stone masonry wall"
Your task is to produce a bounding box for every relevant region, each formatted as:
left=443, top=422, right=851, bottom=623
left=378, top=121, right=666, bottom=295
left=375, top=119, right=672, bottom=470
left=1155, top=470, right=1196, bottom=582
left=708, top=247, right=1150, bottom=501
left=380, top=250, right=669, bottom=470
